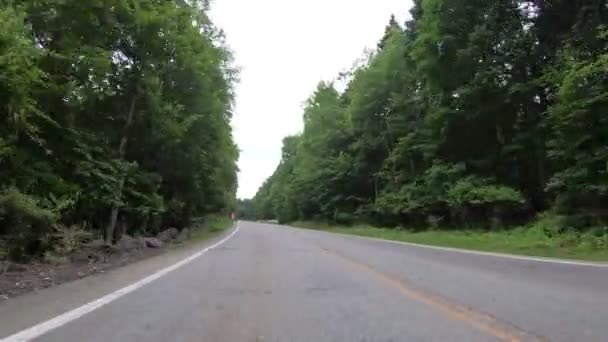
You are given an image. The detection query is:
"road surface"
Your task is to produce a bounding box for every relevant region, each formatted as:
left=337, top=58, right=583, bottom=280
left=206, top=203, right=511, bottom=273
left=2, top=221, right=608, bottom=341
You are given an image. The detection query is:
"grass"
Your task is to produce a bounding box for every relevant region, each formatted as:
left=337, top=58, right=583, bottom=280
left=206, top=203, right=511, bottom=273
left=291, top=218, right=608, bottom=262
left=186, top=214, right=234, bottom=243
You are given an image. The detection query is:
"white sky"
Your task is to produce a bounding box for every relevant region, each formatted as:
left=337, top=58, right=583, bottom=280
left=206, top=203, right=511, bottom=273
left=209, top=0, right=413, bottom=199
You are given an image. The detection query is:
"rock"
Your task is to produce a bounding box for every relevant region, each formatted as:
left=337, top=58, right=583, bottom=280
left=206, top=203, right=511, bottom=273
left=71, top=251, right=93, bottom=263
left=144, top=237, right=163, bottom=248
left=176, top=228, right=191, bottom=243
left=5, top=262, right=28, bottom=273
left=70, top=251, right=88, bottom=264
left=105, top=244, right=121, bottom=255
left=70, top=247, right=105, bottom=264
left=81, top=239, right=123, bottom=257
left=157, top=227, right=179, bottom=242
left=115, top=235, right=143, bottom=252
left=85, top=239, right=107, bottom=250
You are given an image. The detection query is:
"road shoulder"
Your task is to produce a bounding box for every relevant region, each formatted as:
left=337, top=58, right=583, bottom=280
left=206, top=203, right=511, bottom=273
left=0, top=224, right=237, bottom=339
left=286, top=222, right=608, bottom=267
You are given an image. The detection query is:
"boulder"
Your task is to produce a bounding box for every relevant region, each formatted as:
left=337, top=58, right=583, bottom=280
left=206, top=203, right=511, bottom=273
left=71, top=239, right=111, bottom=264
left=144, top=237, right=163, bottom=249
left=70, top=248, right=104, bottom=264
left=70, top=251, right=92, bottom=264
left=157, top=227, right=179, bottom=242
left=84, top=239, right=107, bottom=250
left=8, top=262, right=28, bottom=272
left=115, top=235, right=143, bottom=252
left=1, top=262, right=28, bottom=273
left=176, top=228, right=191, bottom=243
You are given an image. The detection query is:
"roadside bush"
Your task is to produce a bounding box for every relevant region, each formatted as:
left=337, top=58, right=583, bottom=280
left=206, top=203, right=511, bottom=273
left=334, top=211, right=355, bottom=225
left=426, top=215, right=444, bottom=230
left=581, top=227, right=608, bottom=250
left=44, top=223, right=93, bottom=258
left=527, top=213, right=608, bottom=252
left=446, top=177, right=526, bottom=227
left=373, top=163, right=527, bottom=228
left=0, top=188, right=57, bottom=261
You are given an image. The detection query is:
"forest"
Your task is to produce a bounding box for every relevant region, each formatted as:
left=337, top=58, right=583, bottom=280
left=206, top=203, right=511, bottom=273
left=0, top=0, right=238, bottom=261
left=254, top=0, right=608, bottom=239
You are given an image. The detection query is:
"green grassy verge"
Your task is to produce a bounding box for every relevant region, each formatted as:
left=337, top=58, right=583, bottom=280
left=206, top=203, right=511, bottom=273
left=186, top=214, right=234, bottom=243
left=291, top=219, right=608, bottom=262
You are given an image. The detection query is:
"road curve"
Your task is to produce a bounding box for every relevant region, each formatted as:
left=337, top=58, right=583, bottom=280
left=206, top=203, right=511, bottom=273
left=3, top=221, right=608, bottom=342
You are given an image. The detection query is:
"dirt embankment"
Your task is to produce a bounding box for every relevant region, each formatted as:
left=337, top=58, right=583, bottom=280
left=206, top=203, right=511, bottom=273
left=0, top=228, right=190, bottom=299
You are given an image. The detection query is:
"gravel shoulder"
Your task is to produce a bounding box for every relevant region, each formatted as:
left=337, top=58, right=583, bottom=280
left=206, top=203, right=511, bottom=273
left=0, top=244, right=164, bottom=299
left=0, top=224, right=235, bottom=339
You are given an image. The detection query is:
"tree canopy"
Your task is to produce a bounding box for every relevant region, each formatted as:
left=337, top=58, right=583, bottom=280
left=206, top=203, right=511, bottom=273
left=1, top=0, right=238, bottom=260
left=254, top=0, right=608, bottom=231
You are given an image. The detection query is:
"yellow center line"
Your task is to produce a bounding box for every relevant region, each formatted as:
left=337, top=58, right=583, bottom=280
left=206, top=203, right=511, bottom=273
left=323, top=247, right=547, bottom=342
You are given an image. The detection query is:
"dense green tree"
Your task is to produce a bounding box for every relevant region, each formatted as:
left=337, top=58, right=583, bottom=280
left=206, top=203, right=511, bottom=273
left=547, top=28, right=608, bottom=227
left=1, top=0, right=238, bottom=259
left=253, top=0, right=608, bottom=233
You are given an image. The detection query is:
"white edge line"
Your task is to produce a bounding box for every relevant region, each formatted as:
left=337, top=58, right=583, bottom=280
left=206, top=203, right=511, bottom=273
left=1, top=222, right=241, bottom=342
left=352, top=234, right=608, bottom=267
left=284, top=224, right=608, bottom=268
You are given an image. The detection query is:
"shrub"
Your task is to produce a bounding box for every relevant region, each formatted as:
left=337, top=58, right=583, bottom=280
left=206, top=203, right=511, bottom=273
left=446, top=177, right=526, bottom=226
left=426, top=215, right=444, bottom=230
left=0, top=188, right=57, bottom=260
left=334, top=211, right=354, bottom=225
left=44, top=223, right=93, bottom=257
left=446, top=178, right=525, bottom=207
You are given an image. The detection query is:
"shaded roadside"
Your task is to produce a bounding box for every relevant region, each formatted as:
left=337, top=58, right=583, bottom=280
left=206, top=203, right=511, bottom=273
left=0, top=216, right=233, bottom=300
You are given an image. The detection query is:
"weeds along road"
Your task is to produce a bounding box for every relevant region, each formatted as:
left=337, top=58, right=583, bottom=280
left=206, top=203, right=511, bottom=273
left=2, top=221, right=608, bottom=342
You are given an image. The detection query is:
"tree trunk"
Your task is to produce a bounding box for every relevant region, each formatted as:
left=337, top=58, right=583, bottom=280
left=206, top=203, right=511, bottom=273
left=105, top=95, right=137, bottom=244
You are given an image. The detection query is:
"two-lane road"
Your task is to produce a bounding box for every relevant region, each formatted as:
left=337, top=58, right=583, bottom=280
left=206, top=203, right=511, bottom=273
left=3, top=221, right=608, bottom=341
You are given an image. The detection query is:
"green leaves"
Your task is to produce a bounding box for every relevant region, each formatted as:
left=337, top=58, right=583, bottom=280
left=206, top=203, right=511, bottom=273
left=254, top=0, right=608, bottom=230
left=446, top=179, right=525, bottom=207
left=0, top=188, right=58, bottom=261
left=1, top=0, right=238, bottom=255
left=547, top=28, right=608, bottom=219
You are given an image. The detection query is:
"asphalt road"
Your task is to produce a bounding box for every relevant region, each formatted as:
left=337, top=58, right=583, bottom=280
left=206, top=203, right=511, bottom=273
left=4, top=221, right=608, bottom=342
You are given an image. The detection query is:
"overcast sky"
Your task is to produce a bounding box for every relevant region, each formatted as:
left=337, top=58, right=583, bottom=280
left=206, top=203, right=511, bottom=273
left=210, top=0, right=413, bottom=199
